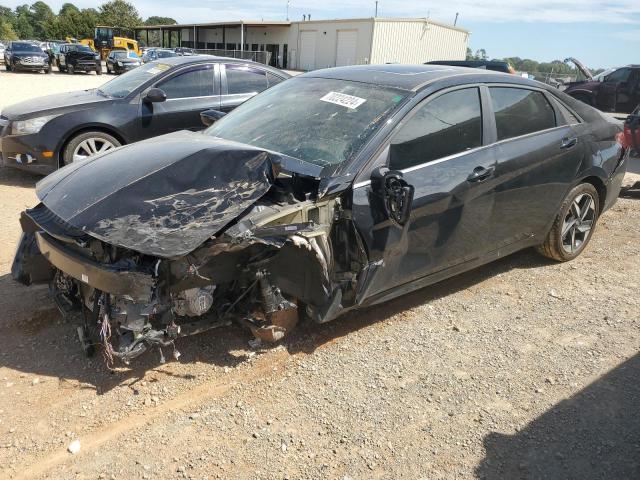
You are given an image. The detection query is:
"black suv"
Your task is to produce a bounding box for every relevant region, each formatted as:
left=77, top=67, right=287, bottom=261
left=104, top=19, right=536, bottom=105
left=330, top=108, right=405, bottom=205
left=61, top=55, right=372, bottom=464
left=0, top=56, right=289, bottom=174
left=56, top=43, right=102, bottom=75
left=4, top=41, right=52, bottom=73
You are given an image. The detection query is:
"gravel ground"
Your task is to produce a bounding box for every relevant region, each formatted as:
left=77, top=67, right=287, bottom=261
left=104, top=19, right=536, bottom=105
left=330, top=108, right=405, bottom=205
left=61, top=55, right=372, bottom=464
left=1, top=71, right=639, bottom=480
left=0, top=68, right=108, bottom=111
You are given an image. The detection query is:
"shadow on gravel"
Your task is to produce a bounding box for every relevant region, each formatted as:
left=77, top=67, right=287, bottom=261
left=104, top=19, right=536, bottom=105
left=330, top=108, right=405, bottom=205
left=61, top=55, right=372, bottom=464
left=0, top=248, right=553, bottom=394
left=620, top=182, right=640, bottom=199
left=476, top=353, right=640, bottom=480
left=0, top=166, right=40, bottom=187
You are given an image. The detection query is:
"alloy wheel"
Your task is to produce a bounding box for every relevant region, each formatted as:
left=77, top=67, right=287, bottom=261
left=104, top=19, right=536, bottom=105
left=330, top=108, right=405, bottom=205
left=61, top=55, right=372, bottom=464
left=561, top=193, right=595, bottom=253
left=72, top=137, right=116, bottom=162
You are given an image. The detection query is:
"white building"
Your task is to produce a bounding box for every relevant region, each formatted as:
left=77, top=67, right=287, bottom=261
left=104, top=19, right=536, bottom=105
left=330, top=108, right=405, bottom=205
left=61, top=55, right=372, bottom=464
left=134, top=17, right=469, bottom=71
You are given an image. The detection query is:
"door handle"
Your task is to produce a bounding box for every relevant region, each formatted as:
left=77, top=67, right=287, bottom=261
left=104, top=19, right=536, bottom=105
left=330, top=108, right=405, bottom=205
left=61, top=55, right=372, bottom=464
left=561, top=137, right=578, bottom=149
left=467, top=165, right=495, bottom=182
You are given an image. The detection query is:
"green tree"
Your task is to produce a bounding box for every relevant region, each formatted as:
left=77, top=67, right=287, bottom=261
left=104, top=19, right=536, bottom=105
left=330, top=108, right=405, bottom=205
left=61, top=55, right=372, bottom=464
left=13, top=4, right=34, bottom=39
left=0, top=18, right=17, bottom=39
left=30, top=1, right=57, bottom=39
left=144, top=16, right=177, bottom=25
left=98, top=0, right=141, bottom=30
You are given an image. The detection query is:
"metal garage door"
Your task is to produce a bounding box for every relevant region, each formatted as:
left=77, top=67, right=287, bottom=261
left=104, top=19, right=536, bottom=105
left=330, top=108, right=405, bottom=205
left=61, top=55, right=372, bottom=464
left=336, top=30, right=358, bottom=67
left=299, top=31, right=316, bottom=71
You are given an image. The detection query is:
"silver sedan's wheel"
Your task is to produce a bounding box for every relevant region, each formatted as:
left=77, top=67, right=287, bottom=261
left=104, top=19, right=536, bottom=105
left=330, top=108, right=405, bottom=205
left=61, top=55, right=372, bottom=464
left=561, top=193, right=596, bottom=253
left=536, top=183, right=600, bottom=262
left=62, top=131, right=122, bottom=166
left=72, top=137, right=116, bottom=162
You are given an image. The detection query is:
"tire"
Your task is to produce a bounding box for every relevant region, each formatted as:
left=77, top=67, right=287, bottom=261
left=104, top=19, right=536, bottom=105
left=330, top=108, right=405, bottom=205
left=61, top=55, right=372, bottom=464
left=106, top=64, right=111, bottom=74
left=536, top=183, right=600, bottom=262
left=62, top=131, right=121, bottom=166
left=67, top=64, right=74, bottom=75
left=96, top=65, right=102, bottom=75
left=5, top=62, right=11, bottom=72
left=46, top=63, right=52, bottom=74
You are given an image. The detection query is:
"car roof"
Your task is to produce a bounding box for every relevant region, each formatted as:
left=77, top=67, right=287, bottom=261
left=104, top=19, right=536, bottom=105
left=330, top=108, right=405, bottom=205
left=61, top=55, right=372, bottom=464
left=301, top=64, right=539, bottom=92
left=150, top=55, right=291, bottom=77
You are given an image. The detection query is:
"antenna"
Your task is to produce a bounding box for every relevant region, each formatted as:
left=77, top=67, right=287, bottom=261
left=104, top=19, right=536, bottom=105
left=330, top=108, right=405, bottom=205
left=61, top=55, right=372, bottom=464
left=375, top=1, right=378, bottom=17
left=454, top=12, right=459, bottom=26
left=286, top=0, right=290, bottom=21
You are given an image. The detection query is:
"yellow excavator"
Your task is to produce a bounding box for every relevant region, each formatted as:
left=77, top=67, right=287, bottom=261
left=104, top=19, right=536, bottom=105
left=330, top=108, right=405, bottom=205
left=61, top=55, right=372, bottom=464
left=66, top=27, right=141, bottom=60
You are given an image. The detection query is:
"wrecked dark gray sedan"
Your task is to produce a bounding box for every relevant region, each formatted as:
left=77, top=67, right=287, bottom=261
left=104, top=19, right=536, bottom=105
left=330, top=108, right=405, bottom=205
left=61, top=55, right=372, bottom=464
left=12, top=65, right=629, bottom=365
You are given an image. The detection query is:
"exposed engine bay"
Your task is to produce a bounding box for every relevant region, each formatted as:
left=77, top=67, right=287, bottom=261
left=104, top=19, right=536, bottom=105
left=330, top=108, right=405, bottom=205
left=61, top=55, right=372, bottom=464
left=12, top=154, right=368, bottom=366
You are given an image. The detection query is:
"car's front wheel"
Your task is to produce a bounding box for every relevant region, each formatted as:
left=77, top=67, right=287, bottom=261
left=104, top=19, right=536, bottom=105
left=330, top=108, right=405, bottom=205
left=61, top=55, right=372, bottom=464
left=62, top=131, right=121, bottom=166
left=536, top=183, right=600, bottom=262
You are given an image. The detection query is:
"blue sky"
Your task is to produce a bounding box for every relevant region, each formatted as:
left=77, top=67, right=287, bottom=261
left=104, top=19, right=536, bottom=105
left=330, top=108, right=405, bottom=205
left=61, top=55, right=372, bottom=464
left=4, top=0, right=638, bottom=68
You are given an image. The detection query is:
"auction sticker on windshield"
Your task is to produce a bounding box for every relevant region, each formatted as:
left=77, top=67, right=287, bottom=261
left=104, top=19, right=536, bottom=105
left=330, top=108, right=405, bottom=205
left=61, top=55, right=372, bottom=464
left=320, top=92, right=367, bottom=109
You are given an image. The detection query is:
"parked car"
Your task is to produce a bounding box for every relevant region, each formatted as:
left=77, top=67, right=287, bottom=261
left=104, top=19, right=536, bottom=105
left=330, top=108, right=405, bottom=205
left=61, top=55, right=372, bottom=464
left=622, top=106, right=640, bottom=154
left=56, top=43, right=102, bottom=75
left=4, top=41, right=52, bottom=73
left=174, top=47, right=196, bottom=56
left=0, top=56, right=289, bottom=173
left=10, top=65, right=628, bottom=365
left=142, top=48, right=179, bottom=63
left=106, top=49, right=141, bottom=74
left=426, top=60, right=515, bottom=74
left=564, top=63, right=640, bottom=114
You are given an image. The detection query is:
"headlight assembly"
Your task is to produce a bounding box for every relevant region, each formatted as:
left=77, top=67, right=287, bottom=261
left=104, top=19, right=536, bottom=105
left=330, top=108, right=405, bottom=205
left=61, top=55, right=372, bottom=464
left=11, top=114, right=59, bottom=135
left=117, top=61, right=123, bottom=66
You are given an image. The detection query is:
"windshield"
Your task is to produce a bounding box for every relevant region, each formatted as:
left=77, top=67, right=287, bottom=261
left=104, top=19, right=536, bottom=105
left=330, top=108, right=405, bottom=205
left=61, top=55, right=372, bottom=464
left=205, top=77, right=409, bottom=167
left=157, top=50, right=178, bottom=58
left=13, top=43, right=43, bottom=53
left=99, top=62, right=171, bottom=98
left=76, top=45, right=94, bottom=53
left=112, top=51, right=128, bottom=59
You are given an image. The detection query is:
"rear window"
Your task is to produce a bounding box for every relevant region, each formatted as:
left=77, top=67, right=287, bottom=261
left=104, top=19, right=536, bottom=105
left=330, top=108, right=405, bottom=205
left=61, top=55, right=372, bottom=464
left=490, top=87, right=556, bottom=141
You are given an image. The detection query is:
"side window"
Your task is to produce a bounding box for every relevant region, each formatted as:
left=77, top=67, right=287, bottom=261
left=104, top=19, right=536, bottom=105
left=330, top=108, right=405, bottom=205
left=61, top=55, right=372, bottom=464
left=389, top=88, right=483, bottom=170
left=267, top=72, right=284, bottom=87
left=490, top=87, right=556, bottom=141
left=554, top=99, right=581, bottom=125
left=158, top=65, right=214, bottom=99
left=225, top=65, right=268, bottom=95
left=606, top=68, right=631, bottom=84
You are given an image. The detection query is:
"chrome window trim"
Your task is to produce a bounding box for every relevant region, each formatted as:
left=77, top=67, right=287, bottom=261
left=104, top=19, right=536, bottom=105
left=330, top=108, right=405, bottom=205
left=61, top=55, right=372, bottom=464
left=353, top=124, right=568, bottom=190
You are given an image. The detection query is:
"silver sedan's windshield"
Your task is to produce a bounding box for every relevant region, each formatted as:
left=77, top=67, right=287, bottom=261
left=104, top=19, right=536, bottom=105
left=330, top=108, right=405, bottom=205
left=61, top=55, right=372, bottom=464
left=205, top=77, right=409, bottom=167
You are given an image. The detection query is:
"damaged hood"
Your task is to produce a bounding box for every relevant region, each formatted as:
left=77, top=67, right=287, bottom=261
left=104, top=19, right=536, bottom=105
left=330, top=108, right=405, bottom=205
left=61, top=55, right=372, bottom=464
left=36, top=131, right=283, bottom=258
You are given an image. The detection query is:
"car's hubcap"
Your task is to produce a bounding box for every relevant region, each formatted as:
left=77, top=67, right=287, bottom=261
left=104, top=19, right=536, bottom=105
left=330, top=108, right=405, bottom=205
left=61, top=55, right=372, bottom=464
left=561, top=193, right=595, bottom=253
left=72, top=138, right=116, bottom=162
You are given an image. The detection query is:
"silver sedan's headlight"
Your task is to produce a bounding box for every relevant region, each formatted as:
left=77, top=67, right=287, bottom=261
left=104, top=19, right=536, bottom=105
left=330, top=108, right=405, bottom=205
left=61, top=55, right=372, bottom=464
left=11, top=114, right=59, bottom=135
left=117, top=61, right=123, bottom=66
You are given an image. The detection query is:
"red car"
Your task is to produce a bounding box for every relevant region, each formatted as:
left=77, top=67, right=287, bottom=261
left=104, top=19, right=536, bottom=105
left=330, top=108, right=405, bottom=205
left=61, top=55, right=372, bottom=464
left=621, top=107, right=640, bottom=153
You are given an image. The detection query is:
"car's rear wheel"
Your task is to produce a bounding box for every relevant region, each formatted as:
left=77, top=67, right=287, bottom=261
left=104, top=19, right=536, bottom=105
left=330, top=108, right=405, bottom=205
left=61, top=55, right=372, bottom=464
left=5, top=62, right=11, bottom=71
left=67, top=64, right=74, bottom=75
left=536, top=183, right=599, bottom=262
left=62, top=131, right=121, bottom=166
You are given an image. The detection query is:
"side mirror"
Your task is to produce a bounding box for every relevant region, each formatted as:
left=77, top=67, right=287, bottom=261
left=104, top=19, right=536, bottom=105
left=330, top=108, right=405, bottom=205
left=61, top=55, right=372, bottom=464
left=200, top=109, right=226, bottom=127
left=144, top=88, right=167, bottom=103
left=370, top=166, right=414, bottom=226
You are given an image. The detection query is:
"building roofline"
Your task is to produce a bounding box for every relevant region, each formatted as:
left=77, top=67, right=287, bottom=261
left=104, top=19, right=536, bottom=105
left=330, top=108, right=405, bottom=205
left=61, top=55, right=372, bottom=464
left=135, top=20, right=291, bottom=29
left=133, top=17, right=468, bottom=34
